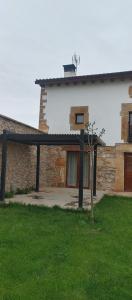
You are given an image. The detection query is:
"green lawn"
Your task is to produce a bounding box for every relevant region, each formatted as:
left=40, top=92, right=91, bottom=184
left=0, top=196, right=132, bottom=300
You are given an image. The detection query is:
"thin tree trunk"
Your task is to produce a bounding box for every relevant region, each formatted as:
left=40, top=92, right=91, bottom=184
left=90, top=148, right=94, bottom=223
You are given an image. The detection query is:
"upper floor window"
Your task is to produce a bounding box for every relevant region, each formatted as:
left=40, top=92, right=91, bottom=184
left=75, top=113, right=84, bottom=124
left=129, top=112, right=132, bottom=137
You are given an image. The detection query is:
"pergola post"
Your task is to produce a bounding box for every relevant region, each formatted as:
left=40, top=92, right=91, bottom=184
left=0, top=130, right=8, bottom=201
left=93, top=145, right=97, bottom=197
left=79, top=129, right=84, bottom=208
left=35, top=145, right=40, bottom=192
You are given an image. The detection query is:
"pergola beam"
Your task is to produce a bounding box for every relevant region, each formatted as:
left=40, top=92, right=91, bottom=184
left=0, top=133, right=104, bottom=146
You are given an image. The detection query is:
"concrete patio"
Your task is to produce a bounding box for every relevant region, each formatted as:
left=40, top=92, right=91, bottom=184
left=5, top=188, right=132, bottom=210
left=5, top=188, right=105, bottom=210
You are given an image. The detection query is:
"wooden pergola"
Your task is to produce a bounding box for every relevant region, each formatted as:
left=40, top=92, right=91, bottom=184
left=0, top=130, right=104, bottom=208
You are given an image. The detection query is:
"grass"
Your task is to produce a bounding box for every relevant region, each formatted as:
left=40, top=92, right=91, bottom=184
left=0, top=195, right=132, bottom=299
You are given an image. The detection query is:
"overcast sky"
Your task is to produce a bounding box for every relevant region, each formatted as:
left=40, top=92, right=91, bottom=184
left=0, top=0, right=132, bottom=128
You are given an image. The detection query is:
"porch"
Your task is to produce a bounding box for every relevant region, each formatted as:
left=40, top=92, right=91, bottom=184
left=5, top=187, right=132, bottom=209
left=0, top=130, right=104, bottom=209
left=5, top=187, right=104, bottom=210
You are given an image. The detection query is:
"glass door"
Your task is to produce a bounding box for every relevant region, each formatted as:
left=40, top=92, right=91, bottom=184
left=67, top=151, right=90, bottom=188
left=67, top=152, right=78, bottom=187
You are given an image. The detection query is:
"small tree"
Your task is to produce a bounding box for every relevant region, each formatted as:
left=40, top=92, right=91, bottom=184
left=85, top=122, right=105, bottom=223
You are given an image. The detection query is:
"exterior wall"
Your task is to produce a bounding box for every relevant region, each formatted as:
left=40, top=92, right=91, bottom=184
left=115, top=143, right=132, bottom=192
left=40, top=146, right=67, bottom=188
left=4, top=143, right=36, bottom=192
left=2, top=77, right=130, bottom=193
left=69, top=106, right=89, bottom=130
left=39, top=88, right=49, bottom=132
left=97, top=143, right=132, bottom=192
left=45, top=80, right=132, bottom=145
left=1, top=114, right=132, bottom=193
left=120, top=103, right=132, bottom=142
left=97, top=146, right=116, bottom=191
left=0, top=115, right=40, bottom=134
left=39, top=145, right=91, bottom=189
left=39, top=143, right=132, bottom=192
left=0, top=116, right=40, bottom=192
left=128, top=86, right=132, bottom=97
left=37, top=80, right=132, bottom=192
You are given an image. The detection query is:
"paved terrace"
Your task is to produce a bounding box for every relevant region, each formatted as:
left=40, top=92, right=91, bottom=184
left=5, top=188, right=105, bottom=210
left=5, top=188, right=132, bottom=210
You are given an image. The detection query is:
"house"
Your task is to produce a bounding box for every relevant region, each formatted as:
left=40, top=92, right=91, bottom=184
left=35, top=64, right=132, bottom=192
left=0, top=63, right=132, bottom=198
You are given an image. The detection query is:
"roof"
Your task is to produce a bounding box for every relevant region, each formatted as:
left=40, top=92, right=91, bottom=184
left=35, top=70, right=132, bottom=87
left=0, top=131, right=105, bottom=146
left=0, top=114, right=42, bottom=133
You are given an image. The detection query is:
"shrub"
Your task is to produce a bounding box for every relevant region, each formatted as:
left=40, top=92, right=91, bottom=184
left=5, top=191, right=14, bottom=198
left=15, top=187, right=33, bottom=195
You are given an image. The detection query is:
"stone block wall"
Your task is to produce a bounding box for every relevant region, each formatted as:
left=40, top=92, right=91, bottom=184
left=0, top=115, right=40, bottom=134
left=120, top=103, right=132, bottom=142
left=115, top=143, right=132, bottom=191
left=0, top=115, right=67, bottom=192
left=97, top=146, right=116, bottom=191
left=4, top=143, right=36, bottom=192
left=2, top=114, right=132, bottom=193
left=69, top=106, right=89, bottom=130
left=40, top=146, right=66, bottom=188
left=39, top=88, right=49, bottom=132
left=0, top=115, right=39, bottom=192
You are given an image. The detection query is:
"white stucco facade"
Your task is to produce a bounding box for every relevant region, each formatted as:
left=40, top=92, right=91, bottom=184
left=44, top=79, right=132, bottom=145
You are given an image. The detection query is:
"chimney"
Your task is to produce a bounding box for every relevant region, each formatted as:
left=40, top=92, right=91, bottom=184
left=63, top=64, right=76, bottom=77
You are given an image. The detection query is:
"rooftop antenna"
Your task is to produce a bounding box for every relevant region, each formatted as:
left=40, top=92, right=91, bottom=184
left=72, top=53, right=80, bottom=72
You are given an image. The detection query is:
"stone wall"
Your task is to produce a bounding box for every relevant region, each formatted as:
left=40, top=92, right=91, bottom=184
left=0, top=115, right=39, bottom=192
left=0, top=115, right=67, bottom=192
left=120, top=103, right=132, bottom=142
left=115, top=143, right=132, bottom=191
left=0, top=115, right=40, bottom=134
left=39, top=88, right=49, bottom=133
left=97, top=143, right=132, bottom=192
left=40, top=146, right=66, bottom=188
left=39, top=145, right=91, bottom=189
left=4, top=143, right=36, bottom=192
left=2, top=114, right=132, bottom=193
left=39, top=145, right=118, bottom=192
left=69, top=106, right=89, bottom=130
left=97, top=146, right=116, bottom=191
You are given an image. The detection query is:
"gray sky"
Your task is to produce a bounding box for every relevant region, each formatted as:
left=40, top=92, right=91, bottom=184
left=0, top=0, right=132, bottom=128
